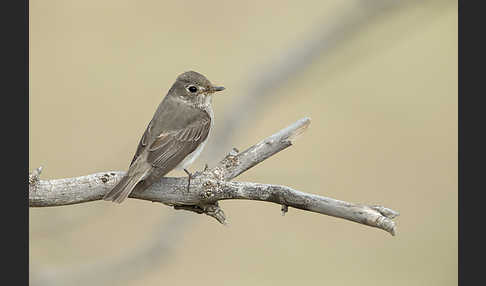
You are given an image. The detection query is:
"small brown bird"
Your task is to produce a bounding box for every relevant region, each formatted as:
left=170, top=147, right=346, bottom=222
left=103, top=71, right=225, bottom=203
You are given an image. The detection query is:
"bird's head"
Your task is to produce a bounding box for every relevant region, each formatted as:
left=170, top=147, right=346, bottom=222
left=171, top=71, right=225, bottom=106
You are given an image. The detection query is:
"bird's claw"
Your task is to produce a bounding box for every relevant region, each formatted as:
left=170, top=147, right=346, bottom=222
left=183, top=168, right=192, bottom=192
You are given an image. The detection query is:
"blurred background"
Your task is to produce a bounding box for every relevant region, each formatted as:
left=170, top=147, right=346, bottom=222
left=29, top=0, right=457, bottom=285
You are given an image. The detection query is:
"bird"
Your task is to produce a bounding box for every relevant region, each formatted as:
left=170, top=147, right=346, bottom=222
left=103, top=71, right=225, bottom=203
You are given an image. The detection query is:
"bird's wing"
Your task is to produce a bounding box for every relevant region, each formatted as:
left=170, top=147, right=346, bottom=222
left=130, top=119, right=152, bottom=167
left=146, top=114, right=211, bottom=171
left=129, top=99, right=211, bottom=177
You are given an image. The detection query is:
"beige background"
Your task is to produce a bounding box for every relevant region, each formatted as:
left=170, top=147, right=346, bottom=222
left=29, top=1, right=457, bottom=285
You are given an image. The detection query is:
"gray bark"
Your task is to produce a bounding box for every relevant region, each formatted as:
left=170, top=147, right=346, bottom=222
left=29, top=117, right=399, bottom=235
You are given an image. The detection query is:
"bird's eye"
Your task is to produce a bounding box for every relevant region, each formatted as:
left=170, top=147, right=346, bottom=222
left=187, top=85, right=198, bottom=93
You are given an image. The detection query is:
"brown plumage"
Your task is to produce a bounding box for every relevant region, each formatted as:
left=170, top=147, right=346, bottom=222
left=103, top=71, right=224, bottom=203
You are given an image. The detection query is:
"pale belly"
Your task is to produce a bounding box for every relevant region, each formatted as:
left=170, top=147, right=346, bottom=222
left=175, top=138, right=208, bottom=170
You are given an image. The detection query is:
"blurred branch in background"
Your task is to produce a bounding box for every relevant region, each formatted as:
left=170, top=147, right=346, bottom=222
left=30, top=214, right=191, bottom=286
left=29, top=204, right=109, bottom=238
left=207, top=0, right=455, bottom=158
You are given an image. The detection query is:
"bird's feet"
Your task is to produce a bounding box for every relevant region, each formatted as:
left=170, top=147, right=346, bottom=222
left=183, top=168, right=192, bottom=192
left=184, top=164, right=209, bottom=191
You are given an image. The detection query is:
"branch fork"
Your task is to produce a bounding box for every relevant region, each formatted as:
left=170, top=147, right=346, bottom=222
left=29, top=117, right=399, bottom=236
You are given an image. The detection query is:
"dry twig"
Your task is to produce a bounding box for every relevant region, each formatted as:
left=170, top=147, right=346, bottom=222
left=29, top=118, right=399, bottom=236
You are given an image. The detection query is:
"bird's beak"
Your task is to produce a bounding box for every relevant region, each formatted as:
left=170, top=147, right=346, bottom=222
left=211, top=86, right=225, bottom=93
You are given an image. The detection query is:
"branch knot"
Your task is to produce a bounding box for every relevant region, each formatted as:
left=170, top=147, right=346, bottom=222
left=29, top=166, right=43, bottom=192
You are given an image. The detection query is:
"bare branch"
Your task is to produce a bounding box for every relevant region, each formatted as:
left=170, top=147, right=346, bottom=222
left=218, top=182, right=399, bottom=236
left=29, top=118, right=398, bottom=235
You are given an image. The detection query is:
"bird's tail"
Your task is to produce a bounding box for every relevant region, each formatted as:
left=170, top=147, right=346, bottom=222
left=103, top=170, right=147, bottom=204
